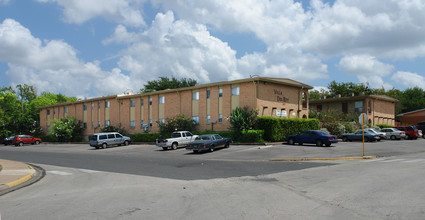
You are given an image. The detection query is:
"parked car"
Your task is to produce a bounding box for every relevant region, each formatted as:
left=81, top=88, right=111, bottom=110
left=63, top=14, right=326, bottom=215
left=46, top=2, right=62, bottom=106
left=341, top=130, right=380, bottom=142
left=156, top=131, right=198, bottom=150
left=393, top=126, right=419, bottom=140
left=2, top=136, right=15, bottom=146
left=89, top=132, right=131, bottom=149
left=186, top=134, right=232, bottom=153
left=285, top=130, right=338, bottom=147
left=416, top=122, right=425, bottom=138
left=364, top=128, right=387, bottom=140
left=11, top=135, right=42, bottom=146
left=380, top=128, right=406, bottom=140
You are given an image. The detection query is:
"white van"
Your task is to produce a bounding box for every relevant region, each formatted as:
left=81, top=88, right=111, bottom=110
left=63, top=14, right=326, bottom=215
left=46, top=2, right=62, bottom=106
left=89, top=132, right=131, bottom=149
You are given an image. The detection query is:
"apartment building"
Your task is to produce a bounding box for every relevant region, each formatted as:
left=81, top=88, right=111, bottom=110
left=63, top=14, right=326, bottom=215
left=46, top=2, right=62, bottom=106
left=39, top=77, right=313, bottom=137
left=309, top=94, right=399, bottom=125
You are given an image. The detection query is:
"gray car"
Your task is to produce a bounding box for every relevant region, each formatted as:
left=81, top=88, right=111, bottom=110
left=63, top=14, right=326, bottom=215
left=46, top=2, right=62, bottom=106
left=90, top=132, right=131, bottom=149
left=380, top=128, right=406, bottom=140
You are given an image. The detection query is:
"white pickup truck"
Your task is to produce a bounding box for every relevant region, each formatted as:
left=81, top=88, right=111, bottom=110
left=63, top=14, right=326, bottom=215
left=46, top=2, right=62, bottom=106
left=156, top=131, right=198, bottom=150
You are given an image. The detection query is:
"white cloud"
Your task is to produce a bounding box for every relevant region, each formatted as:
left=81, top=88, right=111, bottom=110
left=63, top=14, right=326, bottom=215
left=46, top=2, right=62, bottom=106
left=338, top=55, right=393, bottom=89
left=0, top=0, right=10, bottom=5
left=0, top=19, right=133, bottom=97
left=391, top=71, right=425, bottom=89
left=36, top=0, right=147, bottom=27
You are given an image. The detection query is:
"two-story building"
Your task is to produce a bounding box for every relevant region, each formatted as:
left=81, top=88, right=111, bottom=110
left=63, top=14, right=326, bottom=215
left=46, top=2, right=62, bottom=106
left=309, top=94, right=399, bottom=126
left=39, top=77, right=313, bottom=138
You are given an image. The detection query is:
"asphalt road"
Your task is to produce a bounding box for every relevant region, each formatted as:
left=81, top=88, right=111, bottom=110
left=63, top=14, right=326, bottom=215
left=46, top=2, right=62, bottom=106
left=0, top=143, right=332, bottom=180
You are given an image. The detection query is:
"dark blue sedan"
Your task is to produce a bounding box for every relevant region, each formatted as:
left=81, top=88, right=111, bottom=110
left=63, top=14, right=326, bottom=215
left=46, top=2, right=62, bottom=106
left=186, top=134, right=232, bottom=153
left=285, top=130, right=338, bottom=147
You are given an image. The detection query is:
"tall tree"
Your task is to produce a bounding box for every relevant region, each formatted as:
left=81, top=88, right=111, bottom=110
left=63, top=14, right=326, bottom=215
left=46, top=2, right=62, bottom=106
left=400, top=87, right=425, bottom=113
left=140, top=76, right=197, bottom=93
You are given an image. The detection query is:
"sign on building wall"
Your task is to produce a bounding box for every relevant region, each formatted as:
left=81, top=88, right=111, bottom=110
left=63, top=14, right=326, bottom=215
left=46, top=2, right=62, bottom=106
left=276, top=110, right=287, bottom=117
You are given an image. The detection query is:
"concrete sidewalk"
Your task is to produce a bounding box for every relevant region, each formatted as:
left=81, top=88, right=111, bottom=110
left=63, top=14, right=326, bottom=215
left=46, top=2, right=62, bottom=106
left=0, top=159, right=36, bottom=193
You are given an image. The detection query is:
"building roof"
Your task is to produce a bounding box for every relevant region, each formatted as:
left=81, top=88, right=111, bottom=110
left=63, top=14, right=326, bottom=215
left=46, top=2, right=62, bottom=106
left=397, top=108, right=425, bottom=117
left=309, top=94, right=399, bottom=104
left=38, top=77, right=313, bottom=108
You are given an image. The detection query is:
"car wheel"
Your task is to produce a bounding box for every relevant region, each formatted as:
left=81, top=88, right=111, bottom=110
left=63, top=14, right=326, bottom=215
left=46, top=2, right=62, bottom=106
left=35, top=140, right=40, bottom=145
left=102, top=143, right=107, bottom=149
left=288, top=138, right=295, bottom=145
left=342, top=137, right=348, bottom=142
left=325, top=143, right=331, bottom=147
left=124, top=140, right=129, bottom=146
left=193, top=150, right=198, bottom=153
left=377, top=138, right=381, bottom=142
left=19, top=142, right=24, bottom=147
left=390, top=135, right=396, bottom=140
left=210, top=147, right=214, bottom=152
left=172, top=142, right=178, bottom=150
left=405, top=134, right=410, bottom=140
left=365, top=137, right=371, bottom=142
left=316, top=140, right=323, bottom=147
left=162, top=147, right=168, bottom=151
left=225, top=142, right=230, bottom=148
left=298, top=142, right=303, bottom=145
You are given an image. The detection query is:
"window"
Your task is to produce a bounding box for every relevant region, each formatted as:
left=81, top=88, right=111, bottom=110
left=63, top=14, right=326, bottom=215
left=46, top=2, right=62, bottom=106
left=64, top=106, right=68, bottom=113
left=140, top=120, right=144, bottom=128
left=47, top=109, right=50, bottom=115
left=149, top=119, right=153, bottom=126
left=83, top=104, right=87, bottom=111
left=83, top=123, right=87, bottom=129
left=158, top=118, right=165, bottom=124
left=355, top=101, right=363, bottom=113
left=218, top=114, right=223, bottom=123
left=140, top=99, right=144, bottom=106
left=130, top=100, right=136, bottom=107
left=98, top=121, right=101, bottom=127
left=91, top=103, right=94, bottom=110
left=192, top=116, right=199, bottom=124
left=47, top=126, right=50, bottom=132
left=99, top=135, right=107, bottom=140
left=192, top=91, right=199, bottom=100
left=115, top=134, right=123, bottom=138
left=105, top=101, right=110, bottom=108
left=149, top=97, right=152, bottom=105
left=317, top=105, right=322, bottom=111
left=53, top=108, right=55, bottom=115
left=231, top=87, right=240, bottom=96
left=105, top=120, right=110, bottom=126
left=98, top=102, right=100, bottom=109
left=218, top=88, right=223, bottom=97
left=159, top=96, right=165, bottom=104
left=91, top=122, right=94, bottom=128
left=207, top=115, right=211, bottom=123
left=342, top=103, right=348, bottom=113
left=206, top=90, right=210, bottom=99
left=58, top=108, right=60, bottom=114
left=108, top=134, right=115, bottom=139
left=130, top=121, right=135, bottom=128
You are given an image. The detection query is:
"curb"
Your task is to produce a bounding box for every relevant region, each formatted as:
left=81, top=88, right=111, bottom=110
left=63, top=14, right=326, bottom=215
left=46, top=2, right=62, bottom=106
left=6, top=165, right=35, bottom=188
left=271, top=156, right=374, bottom=162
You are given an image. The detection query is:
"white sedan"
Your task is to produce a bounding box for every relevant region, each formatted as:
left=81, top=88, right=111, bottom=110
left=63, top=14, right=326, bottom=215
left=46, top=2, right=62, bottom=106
left=380, top=128, right=406, bottom=140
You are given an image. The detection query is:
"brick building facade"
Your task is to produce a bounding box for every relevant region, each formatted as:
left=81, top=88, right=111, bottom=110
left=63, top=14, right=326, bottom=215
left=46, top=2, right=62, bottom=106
left=309, top=95, right=399, bottom=125
left=39, top=77, right=312, bottom=137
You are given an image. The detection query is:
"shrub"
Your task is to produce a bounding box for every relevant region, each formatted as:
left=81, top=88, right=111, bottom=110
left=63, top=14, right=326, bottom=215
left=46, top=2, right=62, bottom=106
left=157, top=114, right=198, bottom=137
left=101, top=124, right=129, bottom=136
left=256, top=117, right=319, bottom=142
left=50, top=116, right=83, bottom=142
left=38, top=134, right=58, bottom=142
left=130, top=133, right=161, bottom=142
left=195, top=130, right=234, bottom=139
left=229, top=106, right=258, bottom=141
left=376, top=124, right=393, bottom=129
left=239, top=130, right=264, bottom=143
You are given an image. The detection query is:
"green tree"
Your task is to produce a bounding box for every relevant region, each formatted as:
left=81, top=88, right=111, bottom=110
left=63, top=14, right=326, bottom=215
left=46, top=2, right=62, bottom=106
left=140, top=76, right=197, bottom=93
left=157, top=114, right=198, bottom=137
left=229, top=106, right=258, bottom=141
left=101, top=124, right=129, bottom=136
left=50, top=117, right=83, bottom=142
left=400, top=87, right=425, bottom=113
left=327, top=81, right=373, bottom=97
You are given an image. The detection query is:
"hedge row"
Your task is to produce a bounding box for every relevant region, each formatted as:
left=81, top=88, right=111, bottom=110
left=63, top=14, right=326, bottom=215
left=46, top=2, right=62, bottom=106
left=375, top=124, right=394, bottom=129
left=256, top=117, right=320, bottom=142
left=130, top=133, right=161, bottom=142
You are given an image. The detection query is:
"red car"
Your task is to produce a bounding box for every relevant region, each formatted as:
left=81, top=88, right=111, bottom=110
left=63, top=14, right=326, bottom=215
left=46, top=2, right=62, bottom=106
left=12, top=135, right=42, bottom=146
left=393, top=126, right=419, bottom=140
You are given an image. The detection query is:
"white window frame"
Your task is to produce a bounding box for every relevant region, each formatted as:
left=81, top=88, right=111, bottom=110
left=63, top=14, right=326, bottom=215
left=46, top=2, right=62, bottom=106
left=192, top=91, right=199, bottom=100
left=192, top=116, right=199, bottom=124
left=130, top=121, right=135, bottom=128
left=130, top=100, right=136, bottom=107
left=159, top=96, right=165, bottom=104
left=231, top=87, right=240, bottom=96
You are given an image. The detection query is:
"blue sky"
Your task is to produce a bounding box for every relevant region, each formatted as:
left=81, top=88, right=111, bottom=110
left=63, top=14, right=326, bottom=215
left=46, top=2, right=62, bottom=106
left=1, top=0, right=425, bottom=98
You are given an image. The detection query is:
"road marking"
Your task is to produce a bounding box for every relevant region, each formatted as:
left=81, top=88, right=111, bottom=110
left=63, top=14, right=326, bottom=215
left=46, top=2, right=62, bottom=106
left=381, top=159, right=405, bottom=163
left=47, top=171, right=73, bottom=175
left=77, top=169, right=102, bottom=173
